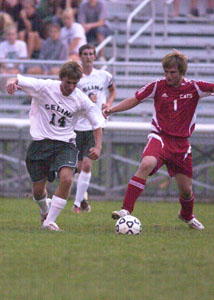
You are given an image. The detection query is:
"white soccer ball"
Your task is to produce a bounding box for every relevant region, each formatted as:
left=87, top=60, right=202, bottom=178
left=115, top=215, right=142, bottom=235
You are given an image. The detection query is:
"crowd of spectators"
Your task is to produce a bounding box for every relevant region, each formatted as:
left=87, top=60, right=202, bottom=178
left=0, top=0, right=112, bottom=75
left=1, top=0, right=214, bottom=76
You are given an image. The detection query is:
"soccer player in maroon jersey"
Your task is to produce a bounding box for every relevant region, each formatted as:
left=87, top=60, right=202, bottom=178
left=103, top=50, right=214, bottom=230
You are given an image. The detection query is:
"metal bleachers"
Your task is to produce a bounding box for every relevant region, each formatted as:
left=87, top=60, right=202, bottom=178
left=1, top=0, right=214, bottom=124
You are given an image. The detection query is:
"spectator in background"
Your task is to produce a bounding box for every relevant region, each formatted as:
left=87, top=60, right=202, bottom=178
left=26, top=23, right=68, bottom=75
left=60, top=8, right=86, bottom=61
left=0, top=25, right=27, bottom=74
left=37, top=0, right=81, bottom=26
left=0, top=11, right=14, bottom=42
left=18, top=0, right=44, bottom=58
left=190, top=0, right=214, bottom=16
left=0, top=0, right=23, bottom=25
left=78, top=0, right=112, bottom=61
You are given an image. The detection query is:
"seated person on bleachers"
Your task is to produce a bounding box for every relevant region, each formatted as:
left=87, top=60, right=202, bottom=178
left=37, top=0, right=81, bottom=26
left=26, top=23, right=68, bottom=75
left=0, top=24, right=27, bottom=74
left=60, top=8, right=86, bottom=61
left=78, top=0, right=112, bottom=61
left=0, top=0, right=23, bottom=25
left=0, top=11, right=14, bottom=42
left=17, top=0, right=44, bottom=58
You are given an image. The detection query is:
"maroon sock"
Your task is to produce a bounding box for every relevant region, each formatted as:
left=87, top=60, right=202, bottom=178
left=179, top=194, right=194, bottom=221
left=122, top=176, right=146, bottom=213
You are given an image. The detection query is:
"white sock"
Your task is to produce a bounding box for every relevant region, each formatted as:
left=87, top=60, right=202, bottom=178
left=33, top=196, right=48, bottom=214
left=74, top=171, right=91, bottom=208
left=74, top=172, right=79, bottom=183
left=44, top=195, right=67, bottom=225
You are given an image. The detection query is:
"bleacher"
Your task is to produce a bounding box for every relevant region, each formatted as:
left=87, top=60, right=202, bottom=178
left=1, top=0, right=214, bottom=124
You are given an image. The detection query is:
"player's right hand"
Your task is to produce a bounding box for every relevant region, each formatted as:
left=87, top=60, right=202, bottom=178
left=6, top=78, right=18, bottom=95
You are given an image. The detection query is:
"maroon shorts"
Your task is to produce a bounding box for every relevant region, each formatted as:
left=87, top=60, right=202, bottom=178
left=142, top=132, right=192, bottom=178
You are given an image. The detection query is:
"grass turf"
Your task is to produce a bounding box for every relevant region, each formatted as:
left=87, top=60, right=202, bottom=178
left=0, top=198, right=214, bottom=300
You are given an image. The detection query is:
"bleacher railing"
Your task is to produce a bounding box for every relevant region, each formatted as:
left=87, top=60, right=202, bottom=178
left=95, top=35, right=117, bottom=77
left=125, top=0, right=156, bottom=64
left=1, top=119, right=214, bottom=199
left=163, top=0, right=174, bottom=40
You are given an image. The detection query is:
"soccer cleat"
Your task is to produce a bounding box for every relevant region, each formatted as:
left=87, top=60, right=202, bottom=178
left=40, top=198, right=52, bottom=224
left=81, top=199, right=91, bottom=213
left=178, top=213, right=205, bottom=230
left=72, top=205, right=81, bottom=213
left=112, top=209, right=130, bottom=220
left=42, top=221, right=62, bottom=231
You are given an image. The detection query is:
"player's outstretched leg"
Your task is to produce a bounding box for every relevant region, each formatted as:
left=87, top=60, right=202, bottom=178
left=112, top=176, right=146, bottom=219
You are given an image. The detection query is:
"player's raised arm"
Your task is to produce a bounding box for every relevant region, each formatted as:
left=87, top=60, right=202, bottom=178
left=6, top=78, right=18, bottom=95
left=102, top=96, right=139, bottom=118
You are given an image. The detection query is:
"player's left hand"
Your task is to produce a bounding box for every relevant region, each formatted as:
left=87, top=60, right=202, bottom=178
left=88, top=147, right=101, bottom=160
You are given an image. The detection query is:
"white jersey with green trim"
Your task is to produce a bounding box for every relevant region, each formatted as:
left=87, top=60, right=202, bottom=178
left=74, top=68, right=113, bottom=131
left=17, top=74, right=102, bottom=142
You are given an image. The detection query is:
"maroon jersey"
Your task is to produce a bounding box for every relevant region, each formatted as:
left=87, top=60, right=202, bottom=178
left=135, top=78, right=214, bottom=138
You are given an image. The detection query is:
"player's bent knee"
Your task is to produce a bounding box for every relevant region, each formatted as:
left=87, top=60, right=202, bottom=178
left=139, top=158, right=157, bottom=176
left=60, top=175, right=73, bottom=187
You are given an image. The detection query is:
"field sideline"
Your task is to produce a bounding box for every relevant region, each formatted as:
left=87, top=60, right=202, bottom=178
left=0, top=198, right=214, bottom=300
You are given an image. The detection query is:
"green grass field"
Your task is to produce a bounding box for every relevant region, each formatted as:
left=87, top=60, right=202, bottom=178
left=0, top=198, right=214, bottom=300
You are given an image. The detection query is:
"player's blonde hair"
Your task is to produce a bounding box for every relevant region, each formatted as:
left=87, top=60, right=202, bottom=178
left=162, top=50, right=188, bottom=75
left=59, top=60, right=82, bottom=81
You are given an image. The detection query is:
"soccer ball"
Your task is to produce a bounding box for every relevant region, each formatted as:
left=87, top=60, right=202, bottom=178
left=115, top=215, right=142, bottom=235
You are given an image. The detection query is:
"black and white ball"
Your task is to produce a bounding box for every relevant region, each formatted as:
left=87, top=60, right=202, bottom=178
left=115, top=215, right=142, bottom=235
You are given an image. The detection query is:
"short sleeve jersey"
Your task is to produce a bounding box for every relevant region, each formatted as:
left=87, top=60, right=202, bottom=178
left=60, top=23, right=87, bottom=54
left=0, top=40, right=27, bottom=68
left=78, top=0, right=108, bottom=25
left=74, top=68, right=113, bottom=131
left=135, top=78, right=214, bottom=138
left=17, top=75, right=102, bottom=142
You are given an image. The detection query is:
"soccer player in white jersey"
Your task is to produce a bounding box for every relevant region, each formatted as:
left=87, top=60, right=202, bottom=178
left=72, top=44, right=116, bottom=213
left=103, top=50, right=214, bottom=230
left=6, top=61, right=103, bottom=231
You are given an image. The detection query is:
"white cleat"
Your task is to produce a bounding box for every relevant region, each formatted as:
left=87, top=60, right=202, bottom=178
left=178, top=214, right=205, bottom=230
left=40, top=198, right=52, bottom=224
left=42, top=221, right=62, bottom=232
left=112, top=209, right=130, bottom=220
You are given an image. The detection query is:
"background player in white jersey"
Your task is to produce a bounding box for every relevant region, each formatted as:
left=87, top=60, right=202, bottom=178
left=6, top=61, right=103, bottom=231
left=103, top=50, right=214, bottom=230
left=72, top=44, right=116, bottom=213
